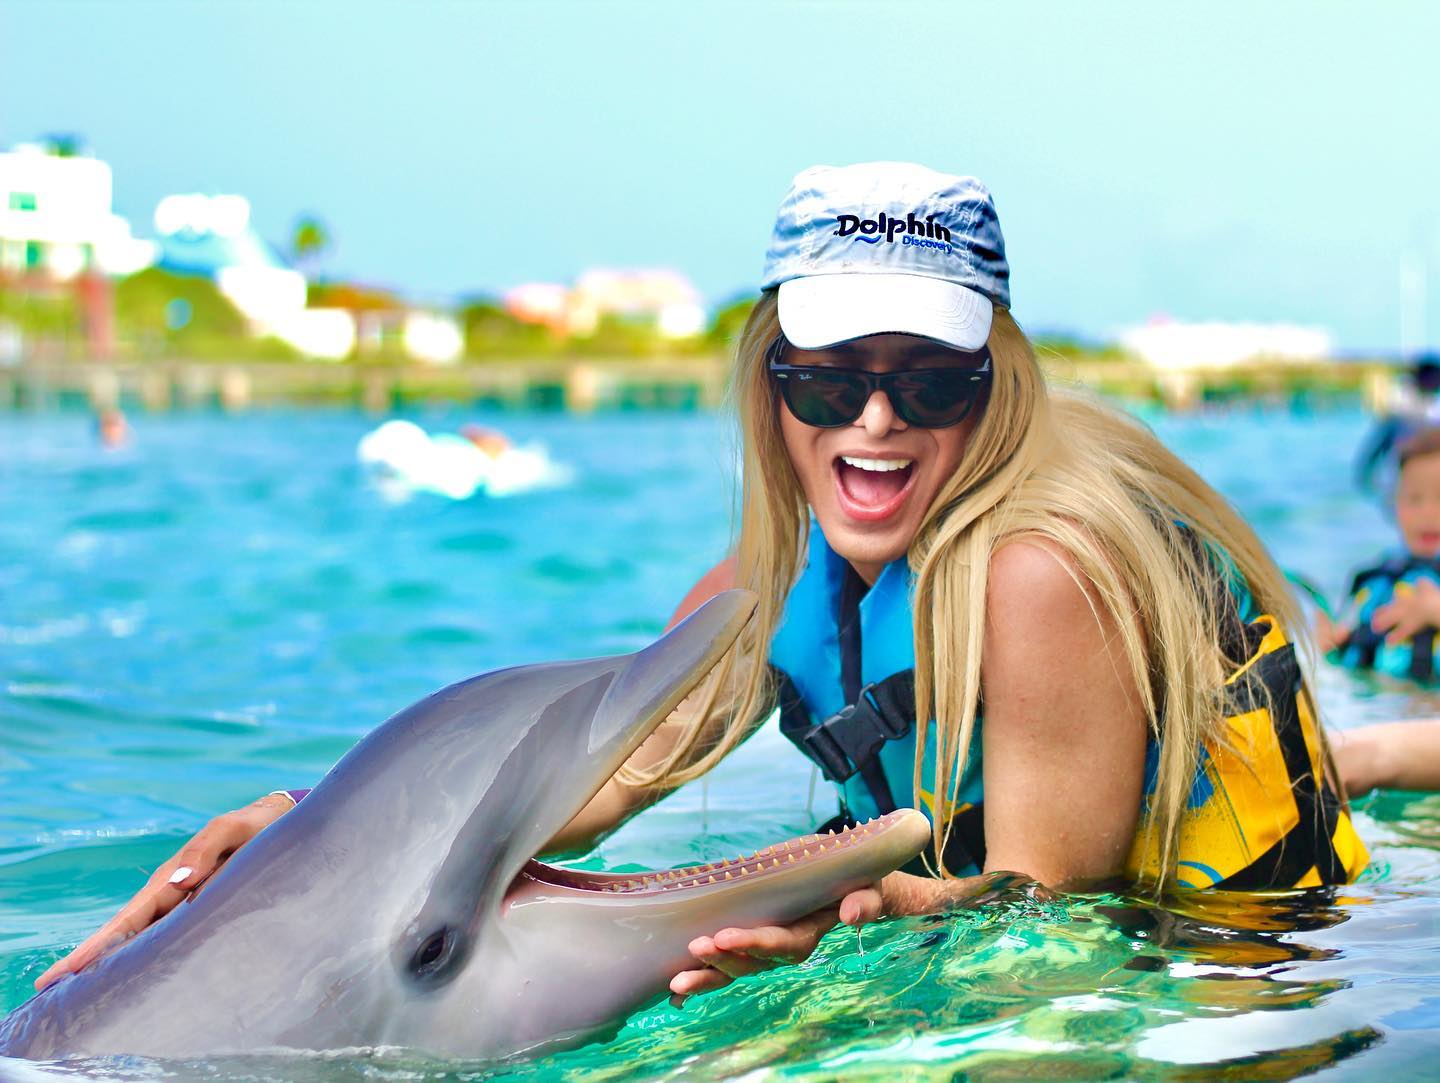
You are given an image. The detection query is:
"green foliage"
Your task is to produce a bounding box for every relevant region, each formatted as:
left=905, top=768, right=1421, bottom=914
left=457, top=296, right=554, bottom=359
left=1032, top=334, right=1131, bottom=364
left=707, top=294, right=757, bottom=350
left=571, top=313, right=683, bottom=359
left=0, top=280, right=79, bottom=342
left=291, top=215, right=331, bottom=269
left=41, top=134, right=84, bottom=158
left=114, top=267, right=257, bottom=358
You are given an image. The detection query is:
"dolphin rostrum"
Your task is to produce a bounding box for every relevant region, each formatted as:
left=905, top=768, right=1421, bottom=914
left=0, top=590, right=930, bottom=1063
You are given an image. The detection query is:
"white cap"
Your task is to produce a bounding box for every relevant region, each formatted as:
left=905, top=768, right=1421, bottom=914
left=760, top=162, right=1010, bottom=351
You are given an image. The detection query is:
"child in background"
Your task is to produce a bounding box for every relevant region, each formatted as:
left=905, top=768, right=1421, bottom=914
left=1320, top=427, right=1440, bottom=681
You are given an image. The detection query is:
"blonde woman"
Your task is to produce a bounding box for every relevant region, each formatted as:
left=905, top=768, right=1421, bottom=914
left=39, top=163, right=1369, bottom=1002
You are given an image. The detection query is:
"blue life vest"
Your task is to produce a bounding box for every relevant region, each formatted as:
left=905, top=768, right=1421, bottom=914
left=769, top=527, right=985, bottom=875
left=1335, top=552, right=1440, bottom=682
left=769, top=525, right=1369, bottom=889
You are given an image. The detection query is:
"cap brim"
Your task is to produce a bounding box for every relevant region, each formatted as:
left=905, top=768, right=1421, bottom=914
left=778, top=273, right=993, bottom=351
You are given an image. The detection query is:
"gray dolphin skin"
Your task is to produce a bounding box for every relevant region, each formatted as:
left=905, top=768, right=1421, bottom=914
left=0, top=590, right=931, bottom=1063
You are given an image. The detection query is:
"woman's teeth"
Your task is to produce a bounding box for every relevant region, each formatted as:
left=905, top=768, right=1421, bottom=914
left=840, top=456, right=914, bottom=472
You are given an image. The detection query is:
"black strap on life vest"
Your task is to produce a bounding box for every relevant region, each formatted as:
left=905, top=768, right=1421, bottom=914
left=1340, top=554, right=1440, bottom=681
left=776, top=563, right=911, bottom=815
left=1212, top=641, right=1349, bottom=889
left=774, top=665, right=915, bottom=811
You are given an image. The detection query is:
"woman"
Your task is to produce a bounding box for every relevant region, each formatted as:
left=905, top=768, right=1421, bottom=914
left=38, top=163, right=1369, bottom=1001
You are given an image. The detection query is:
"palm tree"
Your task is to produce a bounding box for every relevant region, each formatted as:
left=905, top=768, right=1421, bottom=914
left=290, top=215, right=331, bottom=275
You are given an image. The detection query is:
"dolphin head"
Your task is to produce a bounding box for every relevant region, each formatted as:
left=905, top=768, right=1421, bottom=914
left=0, top=588, right=929, bottom=1062
left=307, top=584, right=925, bottom=1056
left=342, top=589, right=759, bottom=997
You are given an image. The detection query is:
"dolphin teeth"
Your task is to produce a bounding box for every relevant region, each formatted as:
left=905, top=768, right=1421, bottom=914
left=723, top=870, right=733, bottom=880
left=802, top=848, right=812, bottom=857
left=771, top=857, right=781, bottom=868
left=787, top=853, right=796, bottom=863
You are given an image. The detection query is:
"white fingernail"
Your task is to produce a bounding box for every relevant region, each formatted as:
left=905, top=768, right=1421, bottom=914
left=168, top=866, right=193, bottom=885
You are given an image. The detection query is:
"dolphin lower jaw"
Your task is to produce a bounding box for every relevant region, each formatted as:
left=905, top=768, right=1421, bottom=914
left=462, top=809, right=931, bottom=1060
left=502, top=809, right=931, bottom=910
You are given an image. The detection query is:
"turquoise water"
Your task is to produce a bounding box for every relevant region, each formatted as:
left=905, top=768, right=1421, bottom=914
left=2, top=403, right=1439, bottom=1080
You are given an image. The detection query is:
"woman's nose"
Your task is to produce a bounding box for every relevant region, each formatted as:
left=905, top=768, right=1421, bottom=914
left=855, top=388, right=907, bottom=437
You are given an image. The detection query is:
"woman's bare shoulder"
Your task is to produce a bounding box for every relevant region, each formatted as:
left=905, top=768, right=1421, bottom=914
left=987, top=536, right=1092, bottom=613
left=666, top=557, right=739, bottom=630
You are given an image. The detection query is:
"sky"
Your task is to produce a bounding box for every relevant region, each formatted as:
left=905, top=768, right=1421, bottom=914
left=2, top=0, right=1438, bottom=353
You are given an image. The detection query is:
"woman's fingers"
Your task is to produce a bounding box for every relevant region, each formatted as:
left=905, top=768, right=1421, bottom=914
left=33, top=795, right=294, bottom=991
left=33, top=886, right=165, bottom=991
left=709, top=906, right=841, bottom=964
left=668, top=963, right=732, bottom=999
left=668, top=904, right=847, bottom=1004
left=838, top=885, right=884, bottom=927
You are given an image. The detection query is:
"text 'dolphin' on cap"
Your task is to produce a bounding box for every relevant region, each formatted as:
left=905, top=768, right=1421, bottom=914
left=761, top=162, right=1009, bottom=352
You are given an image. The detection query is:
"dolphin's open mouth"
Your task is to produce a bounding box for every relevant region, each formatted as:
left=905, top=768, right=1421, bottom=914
left=505, top=809, right=927, bottom=904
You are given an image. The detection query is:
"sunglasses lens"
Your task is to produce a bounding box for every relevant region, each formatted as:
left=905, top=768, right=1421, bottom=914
left=779, top=371, right=869, bottom=427
left=890, top=371, right=984, bottom=427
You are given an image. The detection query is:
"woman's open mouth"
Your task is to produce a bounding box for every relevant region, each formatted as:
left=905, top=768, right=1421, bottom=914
left=834, top=455, right=916, bottom=522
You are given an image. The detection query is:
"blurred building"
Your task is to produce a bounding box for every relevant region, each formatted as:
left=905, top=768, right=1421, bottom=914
left=0, top=138, right=155, bottom=278
left=1120, top=317, right=1333, bottom=368
left=306, top=281, right=462, bottom=364
left=504, top=268, right=706, bottom=339
left=153, top=193, right=353, bottom=359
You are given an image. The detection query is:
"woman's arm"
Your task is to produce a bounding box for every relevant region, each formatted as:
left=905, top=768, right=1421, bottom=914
left=34, top=792, right=298, bottom=990
left=1335, top=720, right=1440, bottom=795
left=975, top=539, right=1147, bottom=885
left=672, top=540, right=1148, bottom=997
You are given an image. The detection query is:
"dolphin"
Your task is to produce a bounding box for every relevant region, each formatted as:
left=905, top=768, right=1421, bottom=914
left=0, top=591, right=930, bottom=1063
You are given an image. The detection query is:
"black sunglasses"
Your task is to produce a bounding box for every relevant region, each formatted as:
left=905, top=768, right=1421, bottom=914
left=767, top=338, right=993, bottom=429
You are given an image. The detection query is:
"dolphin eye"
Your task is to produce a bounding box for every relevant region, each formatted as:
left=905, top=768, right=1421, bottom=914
left=410, top=927, right=457, bottom=978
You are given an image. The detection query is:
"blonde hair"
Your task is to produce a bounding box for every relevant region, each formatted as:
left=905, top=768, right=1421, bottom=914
left=625, top=290, right=1310, bottom=889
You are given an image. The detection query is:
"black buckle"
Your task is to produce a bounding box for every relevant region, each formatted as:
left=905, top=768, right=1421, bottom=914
left=798, top=682, right=911, bottom=784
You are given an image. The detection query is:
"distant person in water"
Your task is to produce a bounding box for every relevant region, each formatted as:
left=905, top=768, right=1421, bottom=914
left=96, top=408, right=130, bottom=450
left=460, top=423, right=511, bottom=459
left=1336, top=720, right=1440, bottom=795
left=1356, top=354, right=1440, bottom=499
left=1319, top=427, right=1440, bottom=682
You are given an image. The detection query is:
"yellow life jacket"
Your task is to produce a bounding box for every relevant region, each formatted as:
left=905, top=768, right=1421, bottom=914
left=1126, top=614, right=1369, bottom=890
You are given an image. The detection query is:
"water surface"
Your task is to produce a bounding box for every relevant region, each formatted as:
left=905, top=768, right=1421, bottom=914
left=1, top=403, right=1438, bottom=1080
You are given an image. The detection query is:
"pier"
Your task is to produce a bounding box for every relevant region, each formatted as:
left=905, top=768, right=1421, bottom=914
left=0, top=354, right=1399, bottom=414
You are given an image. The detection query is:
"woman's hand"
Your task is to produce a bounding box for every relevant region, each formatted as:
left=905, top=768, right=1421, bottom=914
left=33, top=792, right=295, bottom=992
left=667, top=870, right=980, bottom=1002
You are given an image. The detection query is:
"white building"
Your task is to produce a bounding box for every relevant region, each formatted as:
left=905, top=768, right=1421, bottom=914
left=153, top=192, right=354, bottom=359
left=0, top=140, right=155, bottom=279
left=1120, top=318, right=1334, bottom=369
left=505, top=268, right=707, bottom=339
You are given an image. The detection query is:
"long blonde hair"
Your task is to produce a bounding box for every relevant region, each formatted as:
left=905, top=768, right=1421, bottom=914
left=625, top=291, right=1309, bottom=888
